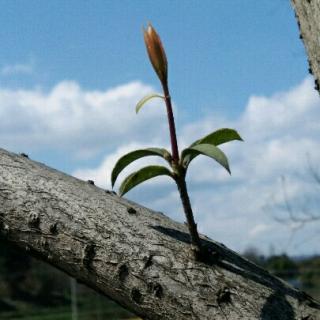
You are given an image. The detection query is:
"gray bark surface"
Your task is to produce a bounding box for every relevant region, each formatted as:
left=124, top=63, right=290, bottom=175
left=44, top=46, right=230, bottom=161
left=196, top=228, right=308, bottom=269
left=0, top=148, right=319, bottom=319
left=291, top=0, right=320, bottom=94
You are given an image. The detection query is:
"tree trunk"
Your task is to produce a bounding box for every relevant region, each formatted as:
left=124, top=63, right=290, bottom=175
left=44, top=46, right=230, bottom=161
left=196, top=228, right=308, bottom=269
left=291, top=0, right=320, bottom=94
left=0, top=148, right=319, bottom=319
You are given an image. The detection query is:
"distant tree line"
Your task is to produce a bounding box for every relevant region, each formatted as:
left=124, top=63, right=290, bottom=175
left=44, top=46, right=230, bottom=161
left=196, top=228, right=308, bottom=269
left=243, top=247, right=320, bottom=300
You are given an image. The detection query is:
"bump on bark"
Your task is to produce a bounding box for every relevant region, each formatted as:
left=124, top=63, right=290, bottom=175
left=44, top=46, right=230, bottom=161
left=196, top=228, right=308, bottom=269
left=105, top=190, right=118, bottom=196
left=261, top=292, right=294, bottom=319
left=0, top=223, right=10, bottom=237
left=147, top=282, right=163, bottom=299
left=143, top=255, right=153, bottom=269
left=131, top=288, right=143, bottom=304
left=40, top=237, right=50, bottom=250
left=20, top=153, right=29, bottom=158
left=196, top=245, right=220, bottom=264
left=127, top=207, right=137, bottom=214
left=118, top=264, right=129, bottom=282
left=28, top=212, right=40, bottom=229
left=83, top=242, right=96, bottom=271
left=314, top=79, right=320, bottom=92
left=49, top=222, right=59, bottom=235
left=0, top=212, right=5, bottom=235
left=216, top=287, right=232, bottom=305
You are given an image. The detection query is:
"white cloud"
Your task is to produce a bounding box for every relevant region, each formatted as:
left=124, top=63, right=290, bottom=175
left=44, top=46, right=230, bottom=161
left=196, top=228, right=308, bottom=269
left=188, top=77, right=320, bottom=254
left=0, top=80, right=168, bottom=159
left=1, top=76, right=319, bottom=255
left=72, top=77, right=320, bottom=255
left=240, top=78, right=320, bottom=144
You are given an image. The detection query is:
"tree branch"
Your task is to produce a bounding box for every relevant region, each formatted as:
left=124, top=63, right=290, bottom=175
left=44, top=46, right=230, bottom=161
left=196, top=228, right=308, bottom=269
left=0, top=148, right=319, bottom=319
left=291, top=0, right=320, bottom=94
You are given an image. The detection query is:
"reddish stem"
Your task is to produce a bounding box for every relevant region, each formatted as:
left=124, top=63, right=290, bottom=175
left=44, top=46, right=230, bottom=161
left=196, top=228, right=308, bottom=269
left=162, top=81, right=203, bottom=258
left=176, top=174, right=202, bottom=252
left=162, top=81, right=179, bottom=163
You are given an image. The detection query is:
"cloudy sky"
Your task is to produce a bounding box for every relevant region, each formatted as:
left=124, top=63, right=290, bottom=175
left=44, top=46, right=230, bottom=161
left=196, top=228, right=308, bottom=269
left=1, top=1, right=319, bottom=256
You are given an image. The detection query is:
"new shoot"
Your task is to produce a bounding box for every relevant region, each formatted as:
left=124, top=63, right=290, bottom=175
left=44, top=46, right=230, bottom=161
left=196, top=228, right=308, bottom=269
left=111, top=23, right=243, bottom=260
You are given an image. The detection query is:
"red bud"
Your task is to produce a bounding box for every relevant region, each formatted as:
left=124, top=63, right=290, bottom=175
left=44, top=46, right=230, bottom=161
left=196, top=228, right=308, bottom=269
left=143, top=23, right=168, bottom=85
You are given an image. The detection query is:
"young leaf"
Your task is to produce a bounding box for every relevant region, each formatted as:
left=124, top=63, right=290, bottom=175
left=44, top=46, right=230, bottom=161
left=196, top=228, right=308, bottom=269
left=181, top=143, right=231, bottom=174
left=119, top=165, right=173, bottom=196
left=184, top=128, right=242, bottom=166
left=190, top=128, right=243, bottom=147
left=111, top=148, right=171, bottom=187
left=135, top=93, right=164, bottom=113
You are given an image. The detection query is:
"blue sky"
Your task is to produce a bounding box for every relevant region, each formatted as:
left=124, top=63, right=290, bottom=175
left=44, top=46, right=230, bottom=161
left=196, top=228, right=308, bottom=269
left=0, top=1, right=307, bottom=117
left=0, top=1, right=319, bottom=256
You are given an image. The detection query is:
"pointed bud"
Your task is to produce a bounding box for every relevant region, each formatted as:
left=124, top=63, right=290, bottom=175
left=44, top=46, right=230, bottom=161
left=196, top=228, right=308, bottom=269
left=143, top=23, right=168, bottom=85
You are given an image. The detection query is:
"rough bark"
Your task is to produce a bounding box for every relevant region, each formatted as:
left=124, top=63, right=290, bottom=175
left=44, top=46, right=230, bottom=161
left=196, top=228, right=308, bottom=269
left=291, top=0, right=320, bottom=94
left=0, top=148, right=319, bottom=319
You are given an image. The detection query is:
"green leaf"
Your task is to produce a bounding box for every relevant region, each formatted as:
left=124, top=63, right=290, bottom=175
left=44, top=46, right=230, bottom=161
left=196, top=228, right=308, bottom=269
left=184, top=128, right=242, bottom=166
left=111, top=148, right=171, bottom=188
left=190, top=128, right=243, bottom=147
left=119, top=165, right=173, bottom=196
left=181, top=143, right=231, bottom=174
left=135, top=93, right=164, bottom=114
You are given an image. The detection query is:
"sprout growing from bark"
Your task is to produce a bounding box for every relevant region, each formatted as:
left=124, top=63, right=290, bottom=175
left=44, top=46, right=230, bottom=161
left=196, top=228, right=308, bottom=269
left=111, top=23, right=243, bottom=259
